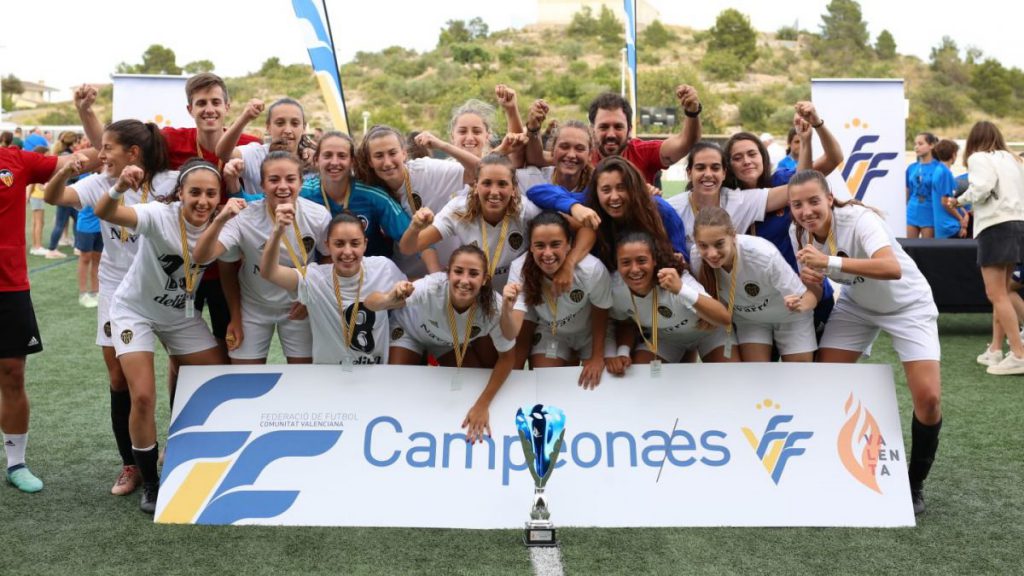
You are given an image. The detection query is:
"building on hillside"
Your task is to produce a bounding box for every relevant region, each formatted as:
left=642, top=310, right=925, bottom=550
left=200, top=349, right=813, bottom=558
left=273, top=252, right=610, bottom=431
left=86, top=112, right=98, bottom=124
left=11, top=81, right=59, bottom=109
left=537, top=0, right=660, bottom=28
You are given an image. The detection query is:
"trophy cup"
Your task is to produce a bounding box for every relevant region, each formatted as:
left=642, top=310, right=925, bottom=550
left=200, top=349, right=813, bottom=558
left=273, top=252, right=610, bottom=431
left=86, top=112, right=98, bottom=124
left=515, top=404, right=566, bottom=547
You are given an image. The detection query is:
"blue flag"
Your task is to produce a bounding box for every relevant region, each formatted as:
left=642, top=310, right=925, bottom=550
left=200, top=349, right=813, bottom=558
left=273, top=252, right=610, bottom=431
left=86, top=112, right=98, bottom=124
left=291, top=0, right=349, bottom=133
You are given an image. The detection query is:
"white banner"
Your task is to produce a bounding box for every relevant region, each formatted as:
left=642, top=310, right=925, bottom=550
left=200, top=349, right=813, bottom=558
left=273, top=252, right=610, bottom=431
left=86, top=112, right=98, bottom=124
left=157, top=364, right=914, bottom=527
left=811, top=79, right=907, bottom=236
left=112, top=74, right=190, bottom=128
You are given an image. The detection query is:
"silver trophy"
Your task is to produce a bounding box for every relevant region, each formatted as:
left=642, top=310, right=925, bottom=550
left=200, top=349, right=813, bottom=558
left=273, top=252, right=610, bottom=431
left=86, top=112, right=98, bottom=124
left=515, top=404, right=566, bottom=547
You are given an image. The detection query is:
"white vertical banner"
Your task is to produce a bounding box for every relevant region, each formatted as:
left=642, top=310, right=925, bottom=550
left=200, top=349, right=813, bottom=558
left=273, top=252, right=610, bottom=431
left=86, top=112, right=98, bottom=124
left=112, top=74, right=190, bottom=128
left=811, top=79, right=906, bottom=236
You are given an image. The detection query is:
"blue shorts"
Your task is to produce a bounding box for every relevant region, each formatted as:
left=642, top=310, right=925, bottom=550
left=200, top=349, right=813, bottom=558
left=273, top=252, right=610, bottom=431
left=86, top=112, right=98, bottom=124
left=906, top=195, right=934, bottom=228
left=74, top=231, right=104, bottom=253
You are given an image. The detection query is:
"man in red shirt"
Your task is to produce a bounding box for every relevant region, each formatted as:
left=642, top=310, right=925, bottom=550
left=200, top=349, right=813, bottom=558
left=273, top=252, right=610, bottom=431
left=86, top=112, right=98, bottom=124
left=0, top=147, right=91, bottom=493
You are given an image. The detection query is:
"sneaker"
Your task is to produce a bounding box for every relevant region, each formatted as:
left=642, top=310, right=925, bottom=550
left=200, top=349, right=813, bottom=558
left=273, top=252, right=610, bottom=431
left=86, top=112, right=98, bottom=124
left=987, top=352, right=1024, bottom=375
left=44, top=249, right=67, bottom=259
left=78, top=293, right=91, bottom=308
left=977, top=347, right=1004, bottom=367
left=58, top=237, right=73, bottom=247
left=911, top=486, right=925, bottom=515
left=74, top=248, right=81, bottom=256
left=6, top=465, right=44, bottom=493
left=140, top=483, right=159, bottom=514
left=84, top=294, right=99, bottom=308
left=29, top=247, right=48, bottom=256
left=111, top=465, right=140, bottom=496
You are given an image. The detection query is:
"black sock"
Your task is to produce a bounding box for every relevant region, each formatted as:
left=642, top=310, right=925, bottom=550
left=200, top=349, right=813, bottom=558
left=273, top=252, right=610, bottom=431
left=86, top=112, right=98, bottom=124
left=132, top=443, right=160, bottom=487
left=908, top=414, right=941, bottom=489
left=110, top=389, right=134, bottom=466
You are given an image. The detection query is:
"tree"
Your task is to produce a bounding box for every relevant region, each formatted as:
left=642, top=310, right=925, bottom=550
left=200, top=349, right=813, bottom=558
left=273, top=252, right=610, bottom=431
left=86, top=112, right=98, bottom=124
left=2, top=74, right=24, bottom=96
left=875, top=30, right=896, bottom=60
left=706, top=9, right=758, bottom=69
left=820, top=0, right=870, bottom=52
left=567, top=6, right=597, bottom=38
left=438, top=20, right=472, bottom=47
left=595, top=5, right=623, bottom=45
left=776, top=25, right=799, bottom=41
left=116, top=44, right=182, bottom=75
left=260, top=57, right=282, bottom=75
left=468, top=17, right=489, bottom=40
left=929, top=36, right=969, bottom=86
left=642, top=19, right=678, bottom=49
left=971, top=58, right=1014, bottom=116
left=184, top=60, right=216, bottom=74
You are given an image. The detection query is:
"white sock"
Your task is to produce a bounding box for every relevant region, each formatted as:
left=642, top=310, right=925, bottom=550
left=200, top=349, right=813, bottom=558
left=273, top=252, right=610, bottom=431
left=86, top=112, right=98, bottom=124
left=132, top=444, right=156, bottom=452
left=4, top=433, right=27, bottom=469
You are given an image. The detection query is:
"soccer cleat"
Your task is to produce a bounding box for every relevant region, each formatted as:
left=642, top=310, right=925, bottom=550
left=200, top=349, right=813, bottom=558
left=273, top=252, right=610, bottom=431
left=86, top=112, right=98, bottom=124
left=976, top=347, right=1004, bottom=367
left=911, top=486, right=925, bottom=515
left=111, top=465, right=141, bottom=496
left=987, top=352, right=1024, bottom=375
left=6, top=465, right=43, bottom=493
left=139, top=483, right=159, bottom=514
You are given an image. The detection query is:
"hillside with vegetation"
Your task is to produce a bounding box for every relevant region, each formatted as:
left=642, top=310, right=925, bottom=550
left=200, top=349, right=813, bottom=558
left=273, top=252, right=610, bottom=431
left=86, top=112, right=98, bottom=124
left=7, top=0, right=1024, bottom=143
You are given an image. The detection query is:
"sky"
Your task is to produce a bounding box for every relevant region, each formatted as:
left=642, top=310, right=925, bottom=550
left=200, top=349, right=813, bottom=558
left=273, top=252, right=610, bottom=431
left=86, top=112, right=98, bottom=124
left=1, top=0, right=1020, bottom=103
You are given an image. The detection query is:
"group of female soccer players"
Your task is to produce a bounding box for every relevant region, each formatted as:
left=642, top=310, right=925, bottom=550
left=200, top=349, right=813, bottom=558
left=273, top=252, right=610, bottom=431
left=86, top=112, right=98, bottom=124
left=45, top=76, right=942, bottom=518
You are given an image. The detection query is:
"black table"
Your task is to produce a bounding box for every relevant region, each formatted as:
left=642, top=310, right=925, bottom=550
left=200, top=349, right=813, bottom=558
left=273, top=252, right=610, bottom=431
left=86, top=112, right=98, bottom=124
left=898, top=238, right=989, bottom=313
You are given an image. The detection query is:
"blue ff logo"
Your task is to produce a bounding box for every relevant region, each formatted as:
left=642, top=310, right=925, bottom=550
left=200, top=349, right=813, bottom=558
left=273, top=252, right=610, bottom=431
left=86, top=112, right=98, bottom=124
left=840, top=118, right=899, bottom=201
left=741, top=399, right=814, bottom=485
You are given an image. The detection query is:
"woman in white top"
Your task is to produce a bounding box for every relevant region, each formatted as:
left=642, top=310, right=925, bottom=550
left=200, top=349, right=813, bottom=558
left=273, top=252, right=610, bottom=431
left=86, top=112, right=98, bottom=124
left=948, top=121, right=1024, bottom=374
left=93, top=159, right=227, bottom=514
left=501, top=211, right=612, bottom=389
left=260, top=210, right=405, bottom=366
left=515, top=119, right=594, bottom=198
left=789, top=169, right=941, bottom=515
left=605, top=231, right=731, bottom=376
left=193, top=151, right=331, bottom=364
left=43, top=119, right=178, bottom=497
left=366, top=245, right=516, bottom=443
left=691, top=207, right=817, bottom=362
left=216, top=97, right=310, bottom=196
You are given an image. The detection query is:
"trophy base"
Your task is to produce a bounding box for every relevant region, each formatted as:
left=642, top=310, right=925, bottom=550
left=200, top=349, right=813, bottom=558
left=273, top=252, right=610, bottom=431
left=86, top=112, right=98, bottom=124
left=524, top=524, right=557, bottom=547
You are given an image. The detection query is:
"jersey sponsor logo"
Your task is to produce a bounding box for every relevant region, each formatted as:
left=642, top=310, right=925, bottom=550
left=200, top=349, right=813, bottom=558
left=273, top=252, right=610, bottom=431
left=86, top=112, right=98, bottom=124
left=302, top=236, right=315, bottom=255
left=736, top=298, right=771, bottom=314
left=120, top=329, right=134, bottom=345
left=744, top=282, right=760, bottom=297
left=390, top=327, right=404, bottom=341
left=108, top=228, right=139, bottom=243
left=569, top=289, right=585, bottom=304
left=657, top=305, right=673, bottom=318
left=507, top=232, right=523, bottom=251
left=411, top=193, right=423, bottom=211
left=531, top=331, right=543, bottom=346
left=741, top=398, right=813, bottom=485
left=469, top=325, right=482, bottom=339
left=159, top=254, right=185, bottom=277
left=104, top=322, right=112, bottom=338
left=0, top=169, right=14, bottom=187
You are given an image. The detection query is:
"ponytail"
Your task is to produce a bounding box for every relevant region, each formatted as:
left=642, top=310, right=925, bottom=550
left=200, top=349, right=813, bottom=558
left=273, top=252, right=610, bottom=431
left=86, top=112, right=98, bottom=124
left=105, top=119, right=170, bottom=187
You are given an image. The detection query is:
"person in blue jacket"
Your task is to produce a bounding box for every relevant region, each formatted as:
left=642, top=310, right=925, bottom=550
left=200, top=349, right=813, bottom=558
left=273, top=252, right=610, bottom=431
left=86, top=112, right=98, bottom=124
left=906, top=132, right=940, bottom=238
left=930, top=139, right=969, bottom=239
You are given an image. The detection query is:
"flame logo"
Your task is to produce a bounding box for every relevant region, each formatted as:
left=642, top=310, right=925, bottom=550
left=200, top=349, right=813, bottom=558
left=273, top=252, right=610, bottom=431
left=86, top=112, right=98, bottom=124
left=837, top=393, right=883, bottom=493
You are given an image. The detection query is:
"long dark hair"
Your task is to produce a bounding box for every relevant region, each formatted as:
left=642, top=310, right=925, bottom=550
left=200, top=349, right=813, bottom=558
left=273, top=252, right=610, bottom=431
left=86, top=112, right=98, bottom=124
left=522, top=211, right=573, bottom=307
left=105, top=119, right=170, bottom=187
left=586, top=156, right=673, bottom=271
left=692, top=206, right=736, bottom=301
left=354, top=125, right=406, bottom=195
left=684, top=141, right=726, bottom=191
left=963, top=121, right=1016, bottom=166
left=448, top=245, right=497, bottom=319
left=723, top=132, right=772, bottom=190
left=615, top=230, right=681, bottom=289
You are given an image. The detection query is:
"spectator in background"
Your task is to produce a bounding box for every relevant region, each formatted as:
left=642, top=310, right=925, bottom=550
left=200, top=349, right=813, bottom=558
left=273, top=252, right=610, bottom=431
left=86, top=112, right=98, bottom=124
left=22, top=129, right=47, bottom=151
left=931, top=139, right=969, bottom=239
left=26, top=146, right=50, bottom=256
left=760, top=132, right=786, bottom=169
left=12, top=127, right=24, bottom=148
left=1, top=132, right=14, bottom=148
left=906, top=132, right=940, bottom=239
left=44, top=132, right=81, bottom=259
left=74, top=205, right=102, bottom=308
left=777, top=126, right=799, bottom=172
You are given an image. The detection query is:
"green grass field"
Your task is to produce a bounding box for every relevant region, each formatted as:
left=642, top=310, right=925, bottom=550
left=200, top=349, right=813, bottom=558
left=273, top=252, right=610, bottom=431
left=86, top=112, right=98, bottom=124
left=3, top=205, right=1023, bottom=575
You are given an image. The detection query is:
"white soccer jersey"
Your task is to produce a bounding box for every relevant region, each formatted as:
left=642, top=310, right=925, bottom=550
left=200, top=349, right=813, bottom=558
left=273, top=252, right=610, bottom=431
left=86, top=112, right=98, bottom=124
left=507, top=253, right=612, bottom=337
left=516, top=166, right=556, bottom=196
left=393, top=157, right=467, bottom=277
left=239, top=142, right=270, bottom=197
left=296, top=257, right=406, bottom=366
left=691, top=234, right=806, bottom=324
left=609, top=270, right=708, bottom=345
left=110, top=201, right=210, bottom=327
left=391, top=272, right=515, bottom=353
left=789, top=204, right=934, bottom=314
left=219, top=197, right=330, bottom=310
left=667, top=188, right=768, bottom=247
left=74, top=171, right=179, bottom=296
left=432, top=195, right=542, bottom=290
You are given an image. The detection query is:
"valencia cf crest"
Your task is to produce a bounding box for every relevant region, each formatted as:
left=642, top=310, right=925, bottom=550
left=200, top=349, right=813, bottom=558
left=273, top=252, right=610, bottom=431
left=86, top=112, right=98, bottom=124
left=0, top=169, right=13, bottom=187
left=120, top=330, right=133, bottom=345
left=744, top=282, right=760, bottom=297
left=508, top=232, right=524, bottom=251
left=302, top=236, right=315, bottom=254
left=391, top=327, right=404, bottom=341
left=658, top=305, right=673, bottom=318
left=569, top=289, right=585, bottom=303
left=411, top=193, right=423, bottom=211
left=103, top=322, right=112, bottom=338
left=531, top=331, right=543, bottom=346
left=469, top=325, right=482, bottom=339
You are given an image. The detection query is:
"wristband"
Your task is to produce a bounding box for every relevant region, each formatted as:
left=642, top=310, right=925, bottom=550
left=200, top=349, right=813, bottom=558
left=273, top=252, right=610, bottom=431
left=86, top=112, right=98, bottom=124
left=683, top=102, right=703, bottom=118
left=812, top=119, right=825, bottom=129
left=678, top=283, right=700, bottom=308
left=617, top=345, right=631, bottom=358
left=108, top=186, right=124, bottom=200
left=527, top=126, right=540, bottom=136
left=827, top=256, right=843, bottom=275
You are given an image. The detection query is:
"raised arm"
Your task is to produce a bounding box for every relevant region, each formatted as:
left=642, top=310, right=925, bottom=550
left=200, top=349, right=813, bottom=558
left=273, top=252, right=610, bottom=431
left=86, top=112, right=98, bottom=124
left=658, top=85, right=703, bottom=168
left=259, top=202, right=301, bottom=293
left=496, top=84, right=526, bottom=167
left=500, top=283, right=525, bottom=341
left=193, top=198, right=245, bottom=264
left=74, top=84, right=105, bottom=150
left=795, top=101, right=844, bottom=176
left=216, top=99, right=264, bottom=162
left=364, top=280, right=415, bottom=312
left=414, top=131, right=481, bottom=180
left=94, top=166, right=144, bottom=228
left=43, top=155, right=86, bottom=206
left=765, top=115, right=815, bottom=211
left=398, top=207, right=442, bottom=255
left=523, top=99, right=553, bottom=168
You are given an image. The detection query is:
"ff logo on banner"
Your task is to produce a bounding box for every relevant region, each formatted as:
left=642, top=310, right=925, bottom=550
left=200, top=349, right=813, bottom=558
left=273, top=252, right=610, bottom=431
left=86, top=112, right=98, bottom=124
left=157, top=373, right=342, bottom=525
left=840, top=117, right=899, bottom=201
left=837, top=393, right=901, bottom=493
left=741, top=399, right=813, bottom=485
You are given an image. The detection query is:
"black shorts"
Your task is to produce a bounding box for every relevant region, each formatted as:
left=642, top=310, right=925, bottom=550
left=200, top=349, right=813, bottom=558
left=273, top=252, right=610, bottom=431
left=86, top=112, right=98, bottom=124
left=195, top=278, right=230, bottom=340
left=0, top=291, right=43, bottom=358
left=977, top=220, right=1024, bottom=267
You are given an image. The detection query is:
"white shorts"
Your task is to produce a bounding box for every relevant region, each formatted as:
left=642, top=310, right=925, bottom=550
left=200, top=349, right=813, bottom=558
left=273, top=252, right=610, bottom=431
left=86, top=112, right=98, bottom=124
left=637, top=327, right=726, bottom=361
left=735, top=313, right=817, bottom=356
left=229, top=301, right=313, bottom=360
left=109, top=309, right=217, bottom=358
left=820, top=297, right=940, bottom=362
left=96, top=291, right=115, bottom=348
left=530, top=328, right=593, bottom=362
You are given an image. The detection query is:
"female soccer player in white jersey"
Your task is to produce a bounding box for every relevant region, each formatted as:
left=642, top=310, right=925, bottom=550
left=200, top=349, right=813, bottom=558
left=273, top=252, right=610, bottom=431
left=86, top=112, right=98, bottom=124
left=691, top=207, right=817, bottom=362
left=216, top=97, right=309, bottom=197
left=193, top=151, right=330, bottom=364
left=605, top=231, right=731, bottom=375
left=366, top=245, right=516, bottom=442
left=502, top=211, right=612, bottom=389
left=43, top=120, right=177, bottom=497
left=260, top=209, right=405, bottom=366
left=515, top=119, right=595, bottom=198
left=93, top=158, right=227, bottom=514
left=788, top=169, right=942, bottom=515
